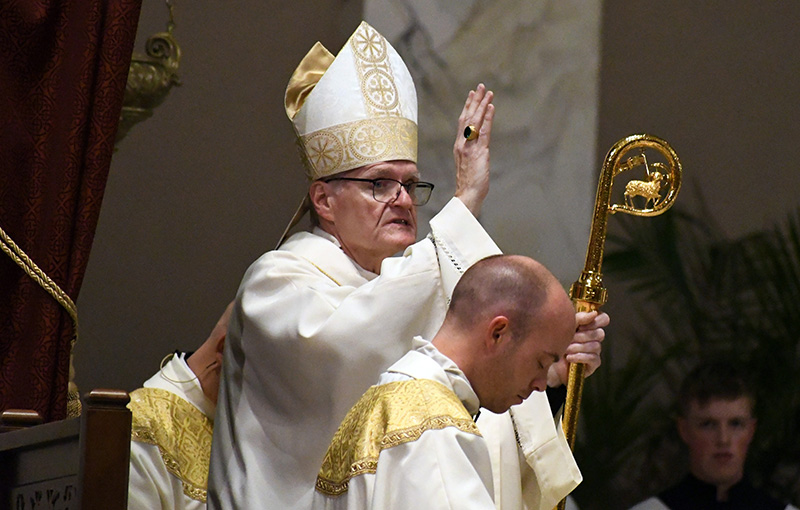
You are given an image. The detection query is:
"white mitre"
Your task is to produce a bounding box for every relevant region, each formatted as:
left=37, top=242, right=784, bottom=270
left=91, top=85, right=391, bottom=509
left=284, top=21, right=418, bottom=181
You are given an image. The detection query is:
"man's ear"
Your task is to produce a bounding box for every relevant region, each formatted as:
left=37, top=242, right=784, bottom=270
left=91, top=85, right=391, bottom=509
left=309, top=180, right=335, bottom=222
left=485, top=316, right=510, bottom=351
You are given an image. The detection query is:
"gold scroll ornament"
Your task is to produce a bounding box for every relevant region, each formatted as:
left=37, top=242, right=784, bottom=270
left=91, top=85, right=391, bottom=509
left=115, top=0, right=181, bottom=147
left=556, top=134, right=682, bottom=510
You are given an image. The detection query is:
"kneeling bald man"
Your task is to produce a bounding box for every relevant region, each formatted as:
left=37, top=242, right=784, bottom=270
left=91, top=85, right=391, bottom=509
left=313, top=254, right=578, bottom=510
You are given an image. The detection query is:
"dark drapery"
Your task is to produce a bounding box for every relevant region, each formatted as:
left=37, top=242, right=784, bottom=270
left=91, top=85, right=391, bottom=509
left=0, top=0, right=142, bottom=421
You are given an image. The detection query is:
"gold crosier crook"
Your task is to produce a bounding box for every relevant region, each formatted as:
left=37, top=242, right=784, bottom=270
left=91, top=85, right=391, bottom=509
left=555, top=134, right=682, bottom=510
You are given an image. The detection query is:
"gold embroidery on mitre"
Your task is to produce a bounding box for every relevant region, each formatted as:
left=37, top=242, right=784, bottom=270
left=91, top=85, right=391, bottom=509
left=350, top=22, right=401, bottom=117
left=129, top=387, right=213, bottom=502
left=300, top=117, right=417, bottom=178
left=315, top=379, right=481, bottom=497
left=295, top=22, right=417, bottom=180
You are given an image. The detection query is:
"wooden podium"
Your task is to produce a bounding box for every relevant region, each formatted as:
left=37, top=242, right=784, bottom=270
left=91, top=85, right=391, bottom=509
left=0, top=389, right=131, bottom=510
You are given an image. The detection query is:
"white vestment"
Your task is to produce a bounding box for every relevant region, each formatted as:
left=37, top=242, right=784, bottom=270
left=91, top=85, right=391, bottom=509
left=478, top=393, right=580, bottom=509
left=208, top=197, right=581, bottom=510
left=128, top=353, right=215, bottom=510
left=312, top=336, right=494, bottom=509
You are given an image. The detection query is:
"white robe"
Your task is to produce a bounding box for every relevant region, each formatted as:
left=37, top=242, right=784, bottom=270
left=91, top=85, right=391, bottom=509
left=312, top=336, right=494, bottom=509
left=128, top=353, right=215, bottom=510
left=479, top=393, right=580, bottom=509
left=208, top=197, right=581, bottom=510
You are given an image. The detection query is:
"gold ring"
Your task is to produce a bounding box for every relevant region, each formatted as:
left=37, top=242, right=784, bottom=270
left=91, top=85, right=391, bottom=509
left=464, top=125, right=478, bottom=141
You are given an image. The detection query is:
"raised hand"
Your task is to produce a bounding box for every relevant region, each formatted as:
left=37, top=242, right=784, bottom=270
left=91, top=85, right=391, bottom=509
left=453, top=83, right=495, bottom=217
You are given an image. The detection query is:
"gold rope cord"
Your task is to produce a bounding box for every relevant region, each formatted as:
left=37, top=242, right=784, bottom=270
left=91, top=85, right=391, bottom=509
left=0, top=224, right=81, bottom=417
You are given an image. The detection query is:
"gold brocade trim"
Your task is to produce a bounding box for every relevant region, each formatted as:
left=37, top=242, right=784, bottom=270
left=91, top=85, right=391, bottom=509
left=128, top=387, right=213, bottom=502
left=315, top=379, right=481, bottom=497
left=300, top=117, right=417, bottom=179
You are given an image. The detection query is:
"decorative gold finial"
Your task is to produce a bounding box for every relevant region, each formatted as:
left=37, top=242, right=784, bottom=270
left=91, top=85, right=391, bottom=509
left=115, top=0, right=181, bottom=146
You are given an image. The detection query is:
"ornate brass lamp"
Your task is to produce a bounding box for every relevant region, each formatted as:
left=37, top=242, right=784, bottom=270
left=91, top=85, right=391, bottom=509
left=556, top=134, right=682, bottom=510
left=115, top=0, right=181, bottom=146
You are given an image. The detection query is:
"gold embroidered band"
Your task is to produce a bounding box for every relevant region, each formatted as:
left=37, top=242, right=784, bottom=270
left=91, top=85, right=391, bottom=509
left=129, top=387, right=213, bottom=502
left=299, top=117, right=417, bottom=179
left=315, top=379, right=480, bottom=497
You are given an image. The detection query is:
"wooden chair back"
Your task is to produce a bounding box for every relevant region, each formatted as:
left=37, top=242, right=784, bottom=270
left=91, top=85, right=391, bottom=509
left=0, top=389, right=131, bottom=510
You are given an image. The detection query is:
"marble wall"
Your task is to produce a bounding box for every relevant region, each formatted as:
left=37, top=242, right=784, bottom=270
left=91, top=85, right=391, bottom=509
left=365, top=0, right=602, bottom=283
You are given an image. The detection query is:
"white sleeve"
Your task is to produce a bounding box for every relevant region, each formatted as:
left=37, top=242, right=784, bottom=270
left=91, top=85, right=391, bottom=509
left=128, top=441, right=170, bottom=510
left=129, top=440, right=207, bottom=510
left=478, top=392, right=581, bottom=510
left=429, top=197, right=502, bottom=297
left=235, top=195, right=500, bottom=424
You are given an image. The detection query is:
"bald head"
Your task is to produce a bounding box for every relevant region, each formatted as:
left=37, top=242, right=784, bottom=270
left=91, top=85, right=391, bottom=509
left=434, top=255, right=575, bottom=413
left=446, top=255, right=562, bottom=339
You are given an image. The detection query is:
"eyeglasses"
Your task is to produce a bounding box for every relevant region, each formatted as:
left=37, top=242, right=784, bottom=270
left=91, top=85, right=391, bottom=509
left=322, top=177, right=435, bottom=206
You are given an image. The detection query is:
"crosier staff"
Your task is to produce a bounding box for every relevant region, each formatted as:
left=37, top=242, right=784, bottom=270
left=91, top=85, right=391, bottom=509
left=556, top=134, right=682, bottom=510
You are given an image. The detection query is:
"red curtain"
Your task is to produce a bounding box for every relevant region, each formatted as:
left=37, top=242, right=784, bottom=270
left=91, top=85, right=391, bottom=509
left=0, top=0, right=142, bottom=422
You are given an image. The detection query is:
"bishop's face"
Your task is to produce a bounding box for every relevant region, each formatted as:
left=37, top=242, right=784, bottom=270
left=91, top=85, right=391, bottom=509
left=678, top=397, right=756, bottom=493
left=317, top=160, right=419, bottom=274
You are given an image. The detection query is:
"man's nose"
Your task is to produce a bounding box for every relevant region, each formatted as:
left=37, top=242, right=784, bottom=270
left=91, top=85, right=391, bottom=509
left=391, top=184, right=414, bottom=207
left=530, top=375, right=547, bottom=393
left=717, top=425, right=732, bottom=444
